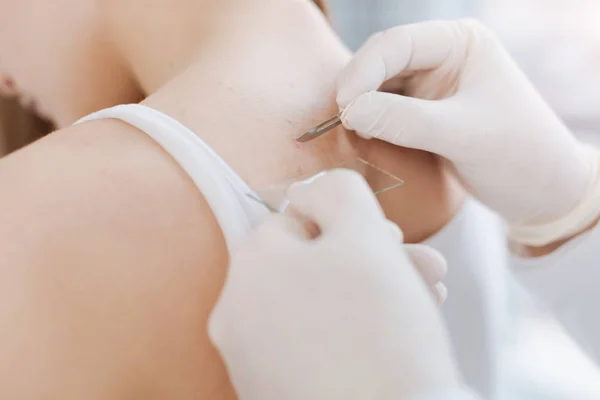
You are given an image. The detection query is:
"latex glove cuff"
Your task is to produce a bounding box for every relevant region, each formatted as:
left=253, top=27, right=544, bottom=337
left=508, top=145, right=600, bottom=246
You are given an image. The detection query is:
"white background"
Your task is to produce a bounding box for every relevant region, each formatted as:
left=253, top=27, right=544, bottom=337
left=329, top=1, right=600, bottom=398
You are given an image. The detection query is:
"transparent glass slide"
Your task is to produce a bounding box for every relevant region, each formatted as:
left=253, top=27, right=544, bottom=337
left=247, top=158, right=404, bottom=213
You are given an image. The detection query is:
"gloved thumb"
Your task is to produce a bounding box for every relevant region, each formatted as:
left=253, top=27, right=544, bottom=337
left=286, top=169, right=384, bottom=234
left=341, top=91, right=455, bottom=155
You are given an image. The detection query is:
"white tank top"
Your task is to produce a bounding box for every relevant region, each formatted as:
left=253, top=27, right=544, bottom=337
left=75, top=104, right=270, bottom=250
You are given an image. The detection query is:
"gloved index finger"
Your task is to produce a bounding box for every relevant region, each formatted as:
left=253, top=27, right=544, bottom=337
left=336, top=21, right=459, bottom=108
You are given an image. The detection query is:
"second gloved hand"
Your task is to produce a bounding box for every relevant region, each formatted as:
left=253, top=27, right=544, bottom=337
left=337, top=20, right=600, bottom=246
left=209, top=170, right=462, bottom=400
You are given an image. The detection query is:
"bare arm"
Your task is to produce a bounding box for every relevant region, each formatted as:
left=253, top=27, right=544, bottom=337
left=0, top=104, right=463, bottom=400
left=0, top=120, right=234, bottom=399
left=0, top=1, right=465, bottom=398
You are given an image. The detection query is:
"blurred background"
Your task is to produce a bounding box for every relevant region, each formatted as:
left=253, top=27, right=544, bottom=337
left=329, top=0, right=600, bottom=399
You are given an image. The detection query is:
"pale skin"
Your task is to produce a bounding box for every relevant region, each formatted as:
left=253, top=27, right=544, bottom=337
left=0, top=0, right=465, bottom=398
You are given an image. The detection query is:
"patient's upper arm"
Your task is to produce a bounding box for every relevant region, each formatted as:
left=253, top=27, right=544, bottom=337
left=0, top=120, right=235, bottom=399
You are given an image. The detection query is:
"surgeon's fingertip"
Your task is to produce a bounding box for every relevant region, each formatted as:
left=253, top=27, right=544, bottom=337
left=386, top=220, right=404, bottom=242
left=408, top=245, right=448, bottom=280
left=429, top=249, right=448, bottom=278
left=339, top=106, right=354, bottom=131
left=434, top=282, right=448, bottom=305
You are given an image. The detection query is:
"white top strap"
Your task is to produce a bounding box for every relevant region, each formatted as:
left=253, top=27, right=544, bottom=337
left=76, top=104, right=269, bottom=249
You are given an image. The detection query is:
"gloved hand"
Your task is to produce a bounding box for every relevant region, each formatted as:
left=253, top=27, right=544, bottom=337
left=336, top=20, right=600, bottom=246
left=208, top=170, right=462, bottom=400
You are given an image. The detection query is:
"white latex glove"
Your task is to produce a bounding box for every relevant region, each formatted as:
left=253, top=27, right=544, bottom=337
left=209, top=169, right=464, bottom=400
left=336, top=20, right=600, bottom=246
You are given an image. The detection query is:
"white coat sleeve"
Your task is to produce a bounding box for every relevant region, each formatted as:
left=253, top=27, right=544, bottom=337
left=512, top=221, right=600, bottom=364
left=424, top=198, right=509, bottom=397
left=410, top=386, right=483, bottom=400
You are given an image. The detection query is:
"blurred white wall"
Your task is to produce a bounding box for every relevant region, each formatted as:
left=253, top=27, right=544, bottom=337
left=330, top=0, right=479, bottom=50
left=480, top=0, right=600, bottom=143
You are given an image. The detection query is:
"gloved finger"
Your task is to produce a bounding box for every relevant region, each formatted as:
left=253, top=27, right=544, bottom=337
left=286, top=169, right=385, bottom=234
left=433, top=282, right=448, bottom=305
left=386, top=220, right=404, bottom=243
left=405, top=244, right=447, bottom=285
left=337, top=21, right=462, bottom=108
left=284, top=207, right=322, bottom=239
left=254, top=212, right=313, bottom=242
left=340, top=90, right=457, bottom=157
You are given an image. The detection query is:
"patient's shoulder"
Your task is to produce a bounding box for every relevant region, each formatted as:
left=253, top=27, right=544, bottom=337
left=0, top=119, right=233, bottom=398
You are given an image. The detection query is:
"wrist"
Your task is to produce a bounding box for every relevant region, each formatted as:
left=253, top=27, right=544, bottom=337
left=519, top=214, right=600, bottom=257
left=508, top=144, right=600, bottom=247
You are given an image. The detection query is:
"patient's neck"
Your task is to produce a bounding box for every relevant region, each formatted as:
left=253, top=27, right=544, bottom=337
left=133, top=0, right=358, bottom=186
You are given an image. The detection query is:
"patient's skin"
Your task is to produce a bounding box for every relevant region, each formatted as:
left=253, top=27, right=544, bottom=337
left=0, top=0, right=464, bottom=398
